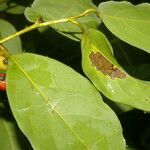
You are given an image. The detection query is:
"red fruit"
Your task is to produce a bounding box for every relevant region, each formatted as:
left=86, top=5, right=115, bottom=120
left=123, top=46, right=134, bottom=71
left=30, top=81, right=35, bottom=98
left=0, top=81, right=6, bottom=91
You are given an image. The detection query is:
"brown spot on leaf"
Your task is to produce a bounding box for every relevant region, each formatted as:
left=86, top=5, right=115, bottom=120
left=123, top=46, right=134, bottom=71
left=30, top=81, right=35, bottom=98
left=89, top=52, right=126, bottom=79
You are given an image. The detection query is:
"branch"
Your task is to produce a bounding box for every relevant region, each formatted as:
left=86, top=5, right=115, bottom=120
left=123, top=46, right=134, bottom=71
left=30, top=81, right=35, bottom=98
left=0, top=8, right=98, bottom=44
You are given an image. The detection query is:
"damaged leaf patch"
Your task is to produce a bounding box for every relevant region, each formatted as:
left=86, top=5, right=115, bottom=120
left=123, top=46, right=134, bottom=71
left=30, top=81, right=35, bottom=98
left=89, top=51, right=126, bottom=79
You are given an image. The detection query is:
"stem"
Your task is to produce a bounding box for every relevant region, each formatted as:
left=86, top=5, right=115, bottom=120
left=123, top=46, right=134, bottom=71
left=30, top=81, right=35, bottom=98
left=0, top=8, right=98, bottom=44
left=0, top=18, right=69, bottom=44
left=72, top=8, right=99, bottom=19
left=69, top=19, right=87, bottom=36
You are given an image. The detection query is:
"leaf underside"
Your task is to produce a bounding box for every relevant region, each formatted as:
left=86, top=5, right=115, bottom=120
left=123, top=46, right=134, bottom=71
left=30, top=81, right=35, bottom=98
left=24, top=0, right=101, bottom=41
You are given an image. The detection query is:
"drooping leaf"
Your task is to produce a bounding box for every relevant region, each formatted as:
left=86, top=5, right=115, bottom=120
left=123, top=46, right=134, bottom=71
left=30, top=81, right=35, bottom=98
left=81, top=29, right=150, bottom=111
left=0, top=117, right=22, bottom=150
left=0, top=19, right=22, bottom=54
left=98, top=1, right=150, bottom=53
left=24, top=0, right=100, bottom=41
left=6, top=53, right=125, bottom=149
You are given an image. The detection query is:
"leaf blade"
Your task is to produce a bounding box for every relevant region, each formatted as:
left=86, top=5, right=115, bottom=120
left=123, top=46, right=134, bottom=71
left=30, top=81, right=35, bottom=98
left=6, top=53, right=125, bottom=149
left=81, top=29, right=150, bottom=111
left=98, top=1, right=150, bottom=53
left=24, top=0, right=100, bottom=41
left=0, top=118, right=22, bottom=150
left=0, top=19, right=22, bottom=54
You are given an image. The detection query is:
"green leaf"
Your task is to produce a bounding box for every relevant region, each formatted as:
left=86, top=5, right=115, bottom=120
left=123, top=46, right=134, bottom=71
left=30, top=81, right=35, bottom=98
left=98, top=1, right=150, bottom=53
left=24, top=0, right=100, bottom=41
left=0, top=2, right=25, bottom=14
left=0, top=117, right=22, bottom=150
left=81, top=29, right=150, bottom=111
left=6, top=53, right=125, bottom=149
left=0, top=19, right=22, bottom=54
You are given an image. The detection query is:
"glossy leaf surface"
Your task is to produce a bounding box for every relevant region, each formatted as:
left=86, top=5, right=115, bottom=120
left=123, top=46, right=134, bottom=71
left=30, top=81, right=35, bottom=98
left=98, top=1, right=150, bottom=53
left=81, top=29, right=150, bottom=111
left=6, top=53, right=125, bottom=149
left=0, top=19, right=22, bottom=54
left=25, top=0, right=100, bottom=41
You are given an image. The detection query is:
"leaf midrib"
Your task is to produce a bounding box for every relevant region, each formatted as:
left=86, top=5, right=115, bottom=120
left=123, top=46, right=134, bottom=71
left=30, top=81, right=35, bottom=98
left=9, top=55, right=88, bottom=149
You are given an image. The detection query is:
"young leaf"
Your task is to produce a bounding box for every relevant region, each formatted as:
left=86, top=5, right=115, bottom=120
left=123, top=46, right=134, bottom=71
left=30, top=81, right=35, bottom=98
left=0, top=19, right=22, bottom=54
left=24, top=0, right=100, bottom=41
left=6, top=53, right=125, bottom=149
left=0, top=118, right=22, bottom=150
left=98, top=1, right=150, bottom=53
left=81, top=29, right=150, bottom=111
